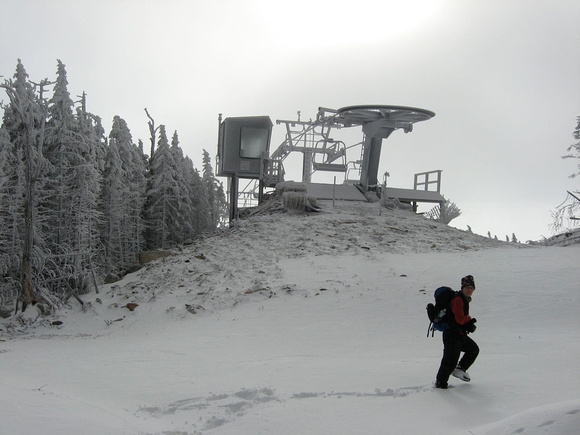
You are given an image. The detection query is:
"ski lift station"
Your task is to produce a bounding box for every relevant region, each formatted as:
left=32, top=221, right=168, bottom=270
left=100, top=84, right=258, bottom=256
left=217, top=105, right=444, bottom=222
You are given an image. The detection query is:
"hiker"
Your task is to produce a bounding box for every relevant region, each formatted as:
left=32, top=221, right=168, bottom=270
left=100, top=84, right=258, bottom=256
left=435, top=275, right=479, bottom=389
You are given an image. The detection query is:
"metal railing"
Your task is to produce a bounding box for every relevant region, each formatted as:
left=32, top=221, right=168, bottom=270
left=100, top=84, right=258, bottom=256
left=414, top=170, right=442, bottom=192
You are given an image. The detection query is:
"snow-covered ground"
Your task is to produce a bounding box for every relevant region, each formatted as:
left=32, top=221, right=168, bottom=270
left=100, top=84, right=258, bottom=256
left=1, top=200, right=579, bottom=435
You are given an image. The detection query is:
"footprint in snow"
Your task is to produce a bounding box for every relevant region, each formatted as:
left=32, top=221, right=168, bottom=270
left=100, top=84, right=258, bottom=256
left=137, top=387, right=278, bottom=431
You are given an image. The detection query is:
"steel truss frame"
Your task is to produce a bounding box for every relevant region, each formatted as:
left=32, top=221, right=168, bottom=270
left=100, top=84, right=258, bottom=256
left=269, top=105, right=435, bottom=190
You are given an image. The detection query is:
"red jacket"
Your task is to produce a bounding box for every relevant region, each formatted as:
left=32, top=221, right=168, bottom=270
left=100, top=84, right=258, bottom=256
left=450, top=294, right=472, bottom=334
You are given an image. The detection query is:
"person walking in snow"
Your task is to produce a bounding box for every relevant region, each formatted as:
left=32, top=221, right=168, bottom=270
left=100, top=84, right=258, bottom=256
left=435, top=275, right=479, bottom=389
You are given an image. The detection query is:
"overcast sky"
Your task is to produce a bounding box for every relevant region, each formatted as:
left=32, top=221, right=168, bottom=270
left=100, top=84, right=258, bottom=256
left=1, top=0, right=579, bottom=241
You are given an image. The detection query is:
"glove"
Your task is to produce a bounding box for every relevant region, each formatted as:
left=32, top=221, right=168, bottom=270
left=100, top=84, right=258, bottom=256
left=465, top=318, right=477, bottom=333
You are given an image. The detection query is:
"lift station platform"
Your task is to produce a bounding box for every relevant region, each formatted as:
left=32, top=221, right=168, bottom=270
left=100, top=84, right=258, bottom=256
left=217, top=105, right=444, bottom=220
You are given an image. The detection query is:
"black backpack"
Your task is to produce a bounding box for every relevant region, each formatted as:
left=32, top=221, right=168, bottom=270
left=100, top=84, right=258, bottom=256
left=426, top=286, right=457, bottom=337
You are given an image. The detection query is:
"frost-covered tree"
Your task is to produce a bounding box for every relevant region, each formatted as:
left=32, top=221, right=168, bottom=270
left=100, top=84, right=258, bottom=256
left=187, top=160, right=210, bottom=236
left=0, top=60, right=54, bottom=312
left=105, top=116, right=147, bottom=270
left=144, top=125, right=181, bottom=249
left=42, top=60, right=101, bottom=296
left=100, top=136, right=129, bottom=271
left=44, top=60, right=76, bottom=248
left=214, top=181, right=228, bottom=228
left=1, top=59, right=231, bottom=314
left=202, top=149, right=227, bottom=230
left=0, top=128, right=24, bottom=308
left=76, top=92, right=107, bottom=174
left=169, top=131, right=194, bottom=242
left=552, top=116, right=580, bottom=233
left=75, top=92, right=107, bottom=288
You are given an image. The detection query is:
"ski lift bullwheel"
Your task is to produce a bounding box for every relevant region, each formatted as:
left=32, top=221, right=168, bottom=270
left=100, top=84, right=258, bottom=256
left=336, top=105, right=435, bottom=127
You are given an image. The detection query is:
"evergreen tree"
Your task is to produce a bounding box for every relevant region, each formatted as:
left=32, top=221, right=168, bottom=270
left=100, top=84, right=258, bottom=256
left=0, top=60, right=53, bottom=311
left=188, top=162, right=210, bottom=235
left=108, top=116, right=147, bottom=267
left=170, top=131, right=195, bottom=242
left=75, top=93, right=107, bottom=285
left=76, top=92, right=108, bottom=174
left=44, top=60, right=100, bottom=295
left=0, top=128, right=23, bottom=296
left=144, top=125, right=180, bottom=249
left=202, top=149, right=227, bottom=230
left=1, top=58, right=231, bottom=314
left=202, top=149, right=217, bottom=230
left=43, top=60, right=80, bottom=271
left=215, top=182, right=228, bottom=228
left=98, top=117, right=146, bottom=272
left=100, top=137, right=128, bottom=271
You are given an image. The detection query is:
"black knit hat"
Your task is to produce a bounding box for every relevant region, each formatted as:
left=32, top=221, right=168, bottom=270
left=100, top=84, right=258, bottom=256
left=461, top=275, right=475, bottom=289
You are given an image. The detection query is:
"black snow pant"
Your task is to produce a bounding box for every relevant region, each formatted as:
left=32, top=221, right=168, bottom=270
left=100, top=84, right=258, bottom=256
left=436, top=330, right=479, bottom=385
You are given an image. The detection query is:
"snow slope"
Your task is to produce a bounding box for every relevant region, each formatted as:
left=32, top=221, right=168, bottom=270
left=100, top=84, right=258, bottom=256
left=1, top=201, right=579, bottom=435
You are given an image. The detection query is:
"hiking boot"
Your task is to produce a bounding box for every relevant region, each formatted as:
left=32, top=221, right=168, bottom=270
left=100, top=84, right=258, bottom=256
left=435, top=380, right=448, bottom=389
left=452, top=366, right=471, bottom=382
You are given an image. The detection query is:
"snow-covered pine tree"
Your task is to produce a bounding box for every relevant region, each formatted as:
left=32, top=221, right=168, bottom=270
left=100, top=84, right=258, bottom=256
left=108, top=116, right=147, bottom=269
left=215, top=181, right=228, bottom=228
left=202, top=149, right=227, bottom=230
left=202, top=149, right=216, bottom=231
left=68, top=125, right=101, bottom=295
left=76, top=92, right=107, bottom=285
left=76, top=92, right=108, bottom=175
left=0, top=128, right=24, bottom=310
left=169, top=131, right=193, bottom=242
left=144, top=125, right=181, bottom=249
left=43, top=60, right=101, bottom=296
left=100, top=135, right=128, bottom=272
left=187, top=160, right=210, bottom=236
left=44, top=60, right=75, bottom=249
left=0, top=60, right=54, bottom=312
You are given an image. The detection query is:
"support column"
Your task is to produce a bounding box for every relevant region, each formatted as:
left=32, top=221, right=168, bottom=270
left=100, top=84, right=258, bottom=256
left=229, top=174, right=239, bottom=224
left=359, top=120, right=394, bottom=191
left=302, top=149, right=313, bottom=183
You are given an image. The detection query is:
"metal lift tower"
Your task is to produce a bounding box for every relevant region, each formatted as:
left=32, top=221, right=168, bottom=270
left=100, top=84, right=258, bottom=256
left=217, top=105, right=441, bottom=222
left=272, top=105, right=435, bottom=193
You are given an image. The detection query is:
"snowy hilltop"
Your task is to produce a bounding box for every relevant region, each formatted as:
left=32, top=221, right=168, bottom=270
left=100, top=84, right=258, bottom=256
left=1, top=200, right=579, bottom=435
left=99, top=200, right=515, bottom=321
